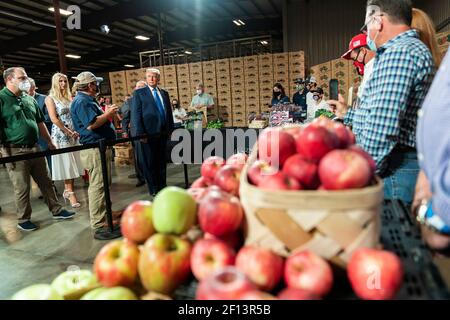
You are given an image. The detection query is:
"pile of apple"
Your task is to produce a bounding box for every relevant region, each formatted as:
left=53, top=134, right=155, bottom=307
left=249, top=118, right=377, bottom=191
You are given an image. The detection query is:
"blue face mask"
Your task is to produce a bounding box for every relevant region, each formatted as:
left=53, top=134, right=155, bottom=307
left=366, top=19, right=379, bottom=52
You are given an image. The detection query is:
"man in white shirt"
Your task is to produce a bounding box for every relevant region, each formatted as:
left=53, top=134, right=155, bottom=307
left=307, top=87, right=330, bottom=122
left=305, top=76, right=318, bottom=111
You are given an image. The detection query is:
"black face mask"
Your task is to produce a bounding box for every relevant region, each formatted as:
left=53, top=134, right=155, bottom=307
left=274, top=91, right=281, bottom=96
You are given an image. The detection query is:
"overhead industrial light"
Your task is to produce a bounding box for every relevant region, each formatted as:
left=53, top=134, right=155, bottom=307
left=135, top=35, right=150, bottom=41
left=124, top=64, right=134, bottom=68
left=66, top=54, right=81, bottom=59
left=233, top=19, right=245, bottom=26
left=48, top=7, right=73, bottom=16
left=260, top=40, right=269, bottom=45
left=100, top=25, right=110, bottom=34
left=184, top=50, right=192, bottom=55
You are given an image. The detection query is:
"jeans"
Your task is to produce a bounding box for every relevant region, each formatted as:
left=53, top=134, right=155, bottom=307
left=382, top=151, right=419, bottom=205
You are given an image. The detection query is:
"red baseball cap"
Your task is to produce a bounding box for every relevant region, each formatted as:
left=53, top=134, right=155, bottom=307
left=341, top=34, right=368, bottom=60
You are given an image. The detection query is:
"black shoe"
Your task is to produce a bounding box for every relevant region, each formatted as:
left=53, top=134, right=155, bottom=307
left=38, top=195, right=44, bottom=200
left=135, top=180, right=145, bottom=187
left=128, top=174, right=137, bottom=179
left=53, top=209, right=76, bottom=220
left=17, top=221, right=39, bottom=231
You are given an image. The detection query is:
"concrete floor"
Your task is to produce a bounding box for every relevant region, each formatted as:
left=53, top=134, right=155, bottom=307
left=0, top=162, right=201, bottom=299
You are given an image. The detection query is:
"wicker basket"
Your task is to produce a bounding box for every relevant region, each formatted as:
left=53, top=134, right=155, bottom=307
left=248, top=120, right=268, bottom=129
left=239, top=139, right=383, bottom=268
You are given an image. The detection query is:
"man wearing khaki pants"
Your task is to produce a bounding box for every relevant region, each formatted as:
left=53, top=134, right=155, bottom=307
left=0, top=67, right=75, bottom=231
left=70, top=72, right=117, bottom=238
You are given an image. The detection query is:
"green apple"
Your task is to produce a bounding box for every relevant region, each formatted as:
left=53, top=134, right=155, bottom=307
left=152, top=187, right=197, bottom=235
left=51, top=269, right=100, bottom=300
left=81, top=287, right=137, bottom=300
left=138, top=233, right=192, bottom=295
left=12, top=284, right=63, bottom=300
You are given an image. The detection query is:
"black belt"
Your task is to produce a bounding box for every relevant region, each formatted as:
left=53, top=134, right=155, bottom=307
left=393, top=145, right=416, bottom=153
left=2, top=143, right=36, bottom=149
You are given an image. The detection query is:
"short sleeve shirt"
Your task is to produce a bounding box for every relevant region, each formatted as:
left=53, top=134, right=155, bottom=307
left=70, top=92, right=116, bottom=144
left=0, top=87, right=44, bottom=145
left=190, top=93, right=214, bottom=108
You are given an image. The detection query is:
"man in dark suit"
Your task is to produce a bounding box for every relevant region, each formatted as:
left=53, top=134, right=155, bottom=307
left=28, top=78, right=53, bottom=172
left=131, top=68, right=174, bottom=196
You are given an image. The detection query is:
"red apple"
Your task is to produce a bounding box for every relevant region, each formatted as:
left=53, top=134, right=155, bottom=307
left=226, top=153, right=248, bottom=170
left=187, top=188, right=208, bottom=203
left=214, top=165, right=241, bottom=197
left=94, top=239, right=140, bottom=288
left=318, top=149, right=371, bottom=190
left=277, top=287, right=320, bottom=300
left=348, top=145, right=376, bottom=174
left=258, top=172, right=302, bottom=191
left=201, top=156, right=225, bottom=183
left=204, top=231, right=243, bottom=251
left=239, top=290, right=277, bottom=300
left=191, top=176, right=209, bottom=188
left=120, top=200, right=155, bottom=244
left=247, top=160, right=278, bottom=186
left=196, top=267, right=256, bottom=300
left=138, top=234, right=192, bottom=295
left=258, top=128, right=296, bottom=168
left=347, top=127, right=356, bottom=145
left=347, top=248, right=403, bottom=300
left=190, top=238, right=236, bottom=281
left=284, top=250, right=333, bottom=297
left=282, top=154, right=320, bottom=189
left=296, top=125, right=338, bottom=163
left=332, top=122, right=353, bottom=149
left=284, top=126, right=303, bottom=140
left=198, top=188, right=244, bottom=237
left=236, top=246, right=284, bottom=291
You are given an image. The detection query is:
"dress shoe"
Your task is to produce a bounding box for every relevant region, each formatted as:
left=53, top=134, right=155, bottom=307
left=136, top=180, right=145, bottom=187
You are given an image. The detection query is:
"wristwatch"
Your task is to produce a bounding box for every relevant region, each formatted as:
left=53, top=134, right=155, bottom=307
left=416, top=200, right=450, bottom=235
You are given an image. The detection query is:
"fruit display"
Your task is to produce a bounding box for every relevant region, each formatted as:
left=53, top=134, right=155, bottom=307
left=11, top=129, right=405, bottom=300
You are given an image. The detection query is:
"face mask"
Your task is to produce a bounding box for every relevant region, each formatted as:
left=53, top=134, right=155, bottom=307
left=274, top=91, right=281, bottom=96
left=353, top=61, right=365, bottom=75
left=313, top=95, right=320, bottom=101
left=366, top=19, right=379, bottom=51
left=18, top=80, right=31, bottom=92
left=196, top=89, right=202, bottom=95
left=296, top=85, right=304, bottom=91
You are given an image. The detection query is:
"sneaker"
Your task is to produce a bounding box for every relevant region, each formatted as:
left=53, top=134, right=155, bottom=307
left=53, top=209, right=75, bottom=220
left=17, top=221, right=39, bottom=231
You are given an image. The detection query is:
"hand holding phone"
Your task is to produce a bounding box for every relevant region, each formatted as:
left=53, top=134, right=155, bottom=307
left=329, top=79, right=339, bottom=101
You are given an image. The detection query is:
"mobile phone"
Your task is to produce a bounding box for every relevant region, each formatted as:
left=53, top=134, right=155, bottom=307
left=329, top=79, right=339, bottom=101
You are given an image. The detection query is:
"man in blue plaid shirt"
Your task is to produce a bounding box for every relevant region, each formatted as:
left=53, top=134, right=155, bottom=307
left=330, top=0, right=435, bottom=204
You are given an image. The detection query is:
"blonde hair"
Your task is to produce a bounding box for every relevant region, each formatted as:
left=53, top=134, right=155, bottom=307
left=412, top=8, right=442, bottom=67
left=49, top=73, right=72, bottom=104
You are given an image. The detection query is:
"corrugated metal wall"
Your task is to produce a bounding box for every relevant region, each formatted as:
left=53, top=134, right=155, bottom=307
left=286, top=0, right=450, bottom=67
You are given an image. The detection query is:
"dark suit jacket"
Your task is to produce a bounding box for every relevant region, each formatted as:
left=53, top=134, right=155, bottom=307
left=131, top=86, right=174, bottom=137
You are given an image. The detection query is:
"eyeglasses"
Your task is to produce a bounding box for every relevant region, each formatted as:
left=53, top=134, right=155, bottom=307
left=360, top=13, right=384, bottom=32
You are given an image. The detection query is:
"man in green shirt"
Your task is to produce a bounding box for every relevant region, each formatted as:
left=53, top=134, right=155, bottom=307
left=0, top=67, right=75, bottom=231
left=190, top=83, right=215, bottom=110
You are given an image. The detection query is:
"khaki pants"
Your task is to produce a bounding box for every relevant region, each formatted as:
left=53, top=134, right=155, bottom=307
left=2, top=146, right=62, bottom=223
left=80, top=148, right=112, bottom=230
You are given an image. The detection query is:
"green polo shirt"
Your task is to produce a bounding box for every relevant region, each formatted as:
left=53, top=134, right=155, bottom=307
left=190, top=93, right=214, bottom=108
left=0, top=87, right=44, bottom=145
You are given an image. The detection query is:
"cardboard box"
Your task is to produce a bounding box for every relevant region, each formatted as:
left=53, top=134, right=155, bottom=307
left=259, top=77, right=273, bottom=88
left=233, top=118, right=247, bottom=127
left=273, top=53, right=289, bottom=61
left=109, top=70, right=128, bottom=104
left=202, top=61, right=216, bottom=69
left=244, top=55, right=258, bottom=66
left=230, top=57, right=244, bottom=66
left=177, top=64, right=189, bottom=72
left=231, top=79, right=244, bottom=87
left=218, top=82, right=231, bottom=90
left=115, top=156, right=133, bottom=167
left=244, top=64, right=258, bottom=73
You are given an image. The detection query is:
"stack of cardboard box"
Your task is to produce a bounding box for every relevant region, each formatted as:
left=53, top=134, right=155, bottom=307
left=230, top=57, right=247, bottom=127
left=189, top=62, right=203, bottom=92
left=348, top=62, right=362, bottom=100
left=289, top=51, right=306, bottom=97
left=273, top=53, right=290, bottom=97
left=244, top=55, right=260, bottom=119
left=177, top=64, right=191, bottom=109
left=125, top=68, right=146, bottom=96
left=331, top=58, right=350, bottom=102
left=216, top=58, right=232, bottom=126
left=310, top=61, right=331, bottom=99
left=162, top=65, right=178, bottom=102
left=202, top=60, right=218, bottom=121
left=114, top=142, right=133, bottom=167
left=258, top=54, right=274, bottom=113
left=437, top=31, right=450, bottom=58
left=109, top=71, right=128, bottom=105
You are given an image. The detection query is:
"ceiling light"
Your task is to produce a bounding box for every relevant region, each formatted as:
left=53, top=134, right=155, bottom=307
left=260, top=40, right=268, bottom=45
left=135, top=35, right=150, bottom=41
left=233, top=19, right=245, bottom=26
left=100, top=25, right=110, bottom=34
left=238, top=19, right=245, bottom=25
left=124, top=64, right=134, bottom=68
left=66, top=54, right=81, bottom=59
left=184, top=50, right=192, bottom=55
left=48, top=7, right=73, bottom=16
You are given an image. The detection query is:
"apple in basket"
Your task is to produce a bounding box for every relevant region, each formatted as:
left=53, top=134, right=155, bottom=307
left=258, top=127, right=296, bottom=168
left=81, top=287, right=137, bottom=300
left=196, top=267, right=256, bottom=300
left=296, top=124, right=339, bottom=163
left=258, top=172, right=302, bottom=191
left=348, top=145, right=376, bottom=174
left=201, top=156, right=226, bottom=183
left=138, top=234, right=192, bottom=295
left=311, top=118, right=353, bottom=149
left=247, top=160, right=278, bottom=186
left=347, top=248, right=403, bottom=300
left=277, top=287, right=320, bottom=300
left=318, top=149, right=372, bottom=190
left=50, top=269, right=100, bottom=299
left=214, top=165, right=241, bottom=197
left=235, top=246, right=284, bottom=291
left=94, top=240, right=140, bottom=288
left=198, top=187, right=244, bottom=237
left=226, top=153, right=248, bottom=170
left=190, top=238, right=236, bottom=281
left=121, top=200, right=155, bottom=244
left=12, top=284, right=63, bottom=300
left=284, top=250, right=334, bottom=297
left=283, top=154, right=320, bottom=190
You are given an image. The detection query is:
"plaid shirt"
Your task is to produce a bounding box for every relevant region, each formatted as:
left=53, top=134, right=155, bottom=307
left=345, top=30, right=435, bottom=174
